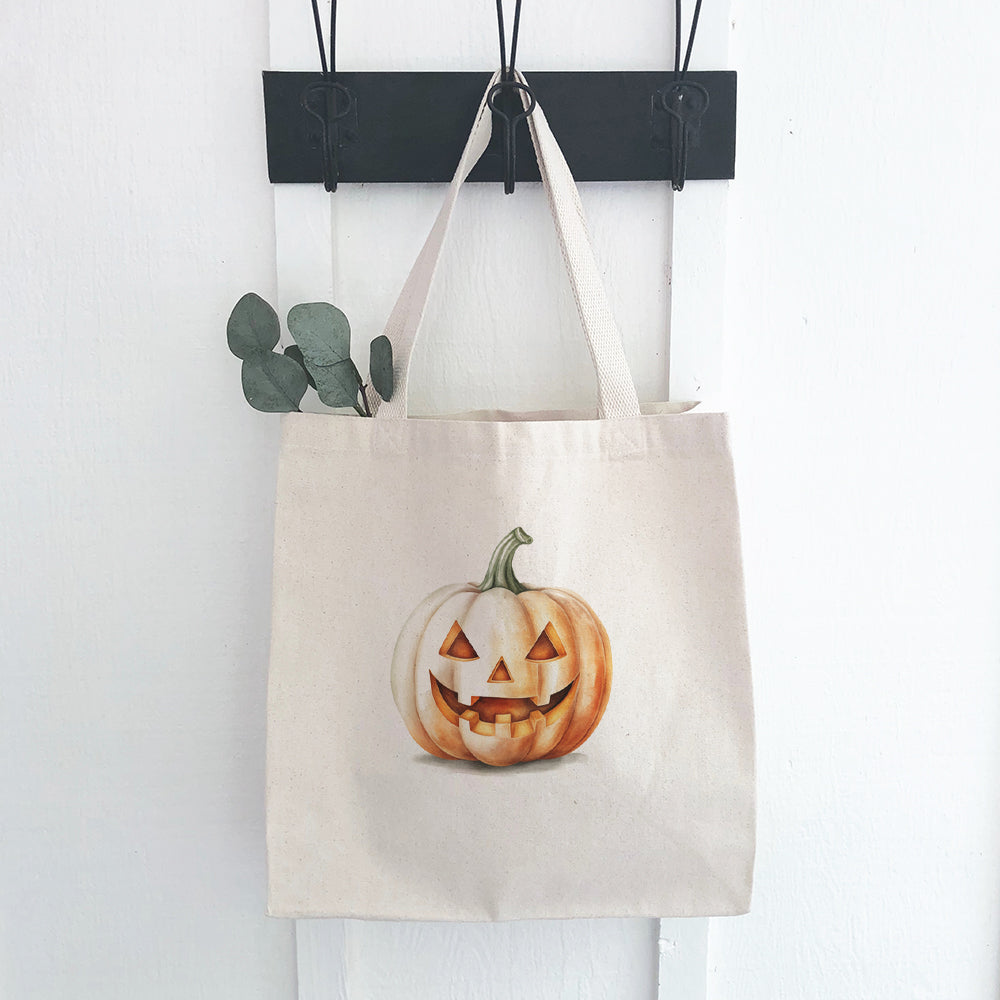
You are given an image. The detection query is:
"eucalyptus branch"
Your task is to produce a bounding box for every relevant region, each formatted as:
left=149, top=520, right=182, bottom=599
left=228, top=294, right=394, bottom=415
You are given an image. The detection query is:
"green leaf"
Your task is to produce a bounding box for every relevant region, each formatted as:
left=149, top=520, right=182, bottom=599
left=287, top=302, right=351, bottom=366
left=307, top=356, right=363, bottom=408
left=287, top=302, right=360, bottom=408
left=369, top=335, right=394, bottom=401
left=228, top=292, right=280, bottom=359
left=283, top=344, right=316, bottom=389
left=318, top=357, right=364, bottom=410
left=241, top=352, right=308, bottom=412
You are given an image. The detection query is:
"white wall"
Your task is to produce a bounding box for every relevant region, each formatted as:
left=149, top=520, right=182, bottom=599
left=2, top=2, right=999, bottom=999
left=0, top=1, right=296, bottom=996
left=713, top=1, right=1000, bottom=996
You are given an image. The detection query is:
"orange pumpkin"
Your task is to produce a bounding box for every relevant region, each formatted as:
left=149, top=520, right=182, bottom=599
left=391, top=528, right=612, bottom=766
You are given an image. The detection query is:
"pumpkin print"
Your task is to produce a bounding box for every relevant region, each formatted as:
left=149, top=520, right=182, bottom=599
left=391, top=528, right=612, bottom=767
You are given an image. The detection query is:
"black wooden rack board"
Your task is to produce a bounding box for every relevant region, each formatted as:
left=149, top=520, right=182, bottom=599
left=263, top=70, right=736, bottom=184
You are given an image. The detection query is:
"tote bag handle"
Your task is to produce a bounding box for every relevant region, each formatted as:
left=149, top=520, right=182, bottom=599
left=375, top=71, right=642, bottom=421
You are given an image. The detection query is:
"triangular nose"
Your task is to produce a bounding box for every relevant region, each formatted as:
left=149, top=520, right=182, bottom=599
left=488, top=658, right=513, bottom=683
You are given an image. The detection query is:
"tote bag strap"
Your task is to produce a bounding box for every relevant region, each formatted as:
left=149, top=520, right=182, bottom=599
left=375, top=71, right=642, bottom=421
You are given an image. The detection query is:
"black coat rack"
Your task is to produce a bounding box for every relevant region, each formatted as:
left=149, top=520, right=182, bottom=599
left=262, top=69, right=736, bottom=187
left=263, top=0, right=734, bottom=190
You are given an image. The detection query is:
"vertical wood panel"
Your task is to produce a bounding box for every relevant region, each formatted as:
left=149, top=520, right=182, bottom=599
left=275, top=3, right=730, bottom=998
left=297, top=921, right=349, bottom=1000
left=667, top=185, right=729, bottom=403
left=298, top=919, right=660, bottom=1000
left=658, top=920, right=708, bottom=1000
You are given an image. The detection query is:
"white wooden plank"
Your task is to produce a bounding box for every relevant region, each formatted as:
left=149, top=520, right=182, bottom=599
left=324, top=181, right=672, bottom=417
left=666, top=0, right=732, bottom=406
left=658, top=919, right=708, bottom=1000
left=274, top=186, right=334, bottom=330
left=667, top=182, right=730, bottom=404
left=278, top=3, right=731, bottom=997
left=301, top=918, right=658, bottom=1000
left=296, top=921, right=349, bottom=1000
left=658, top=12, right=731, bottom=993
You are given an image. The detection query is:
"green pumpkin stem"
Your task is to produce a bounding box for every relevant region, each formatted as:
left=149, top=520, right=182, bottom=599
left=479, top=527, right=533, bottom=594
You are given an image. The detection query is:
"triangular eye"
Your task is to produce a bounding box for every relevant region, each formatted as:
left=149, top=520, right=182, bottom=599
left=526, top=622, right=566, bottom=661
left=440, top=620, right=479, bottom=660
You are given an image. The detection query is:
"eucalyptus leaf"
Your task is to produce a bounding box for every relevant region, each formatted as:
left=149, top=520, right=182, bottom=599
left=287, top=302, right=351, bottom=366
left=287, top=302, right=361, bottom=408
left=228, top=292, right=280, bottom=359
left=369, top=335, right=394, bottom=401
left=313, top=357, right=365, bottom=409
left=241, top=351, right=308, bottom=412
left=283, top=344, right=316, bottom=389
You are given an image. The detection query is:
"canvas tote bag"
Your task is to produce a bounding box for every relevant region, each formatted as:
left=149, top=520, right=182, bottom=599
left=266, top=72, right=755, bottom=921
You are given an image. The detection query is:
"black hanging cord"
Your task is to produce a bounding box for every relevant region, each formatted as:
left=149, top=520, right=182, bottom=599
left=310, top=0, right=337, bottom=76
left=496, top=0, right=507, bottom=78
left=496, top=0, right=523, bottom=82
left=509, top=1, right=521, bottom=79
left=674, top=0, right=703, bottom=80
left=329, top=0, right=337, bottom=74
left=310, top=0, right=328, bottom=75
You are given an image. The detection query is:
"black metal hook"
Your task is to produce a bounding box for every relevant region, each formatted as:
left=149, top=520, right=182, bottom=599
left=301, top=80, right=355, bottom=192
left=657, top=80, right=709, bottom=191
left=657, top=0, right=707, bottom=191
left=491, top=0, right=533, bottom=194
left=488, top=80, right=536, bottom=195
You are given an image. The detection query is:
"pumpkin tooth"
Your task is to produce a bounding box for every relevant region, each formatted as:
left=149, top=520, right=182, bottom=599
left=529, top=709, right=546, bottom=730
left=494, top=714, right=512, bottom=739
left=459, top=709, right=479, bottom=734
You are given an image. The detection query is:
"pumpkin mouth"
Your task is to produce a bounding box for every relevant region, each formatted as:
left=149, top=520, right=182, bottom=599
left=430, top=673, right=577, bottom=738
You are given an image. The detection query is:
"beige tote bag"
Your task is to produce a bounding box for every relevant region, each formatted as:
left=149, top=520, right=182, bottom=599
left=266, top=73, right=755, bottom=921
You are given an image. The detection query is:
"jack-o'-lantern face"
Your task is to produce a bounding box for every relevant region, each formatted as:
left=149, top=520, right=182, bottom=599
left=391, top=528, right=612, bottom=767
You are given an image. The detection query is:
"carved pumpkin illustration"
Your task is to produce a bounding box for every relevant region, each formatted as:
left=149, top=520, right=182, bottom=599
left=391, top=528, right=612, bottom=766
